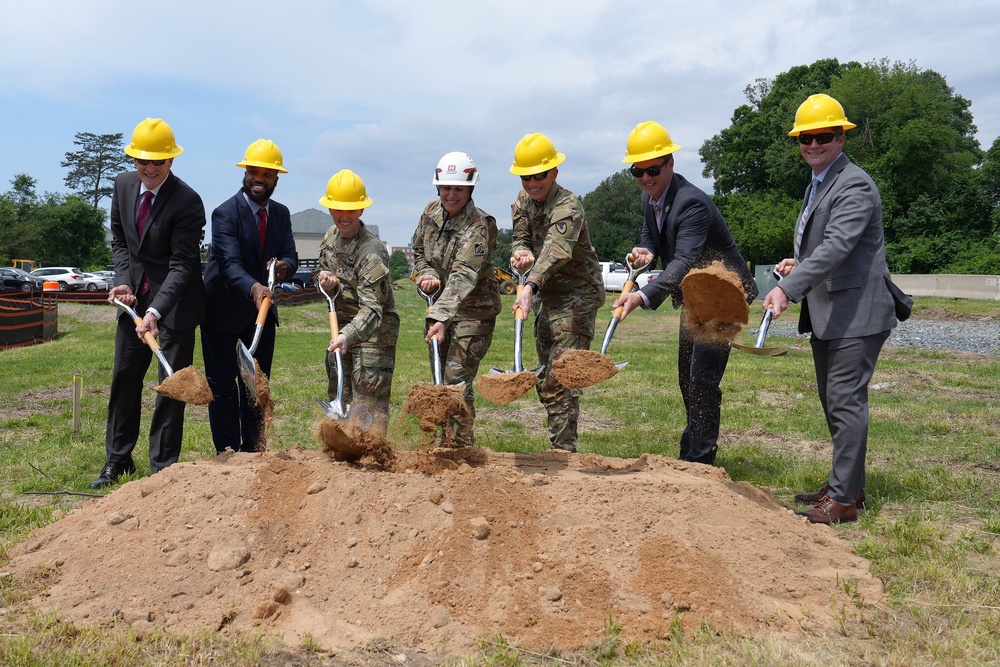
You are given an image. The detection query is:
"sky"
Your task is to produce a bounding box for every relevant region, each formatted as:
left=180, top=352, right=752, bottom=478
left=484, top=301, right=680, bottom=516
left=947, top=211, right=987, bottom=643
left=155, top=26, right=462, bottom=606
left=2, top=0, right=999, bottom=250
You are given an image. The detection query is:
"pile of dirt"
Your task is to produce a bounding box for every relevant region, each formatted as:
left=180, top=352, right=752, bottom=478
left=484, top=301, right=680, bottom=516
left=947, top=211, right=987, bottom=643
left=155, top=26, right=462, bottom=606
left=9, top=448, right=880, bottom=654
left=403, top=384, right=469, bottom=447
left=317, top=416, right=394, bottom=469
left=155, top=366, right=213, bottom=406
left=478, top=371, right=538, bottom=405
left=552, top=349, right=620, bottom=388
left=680, top=262, right=750, bottom=343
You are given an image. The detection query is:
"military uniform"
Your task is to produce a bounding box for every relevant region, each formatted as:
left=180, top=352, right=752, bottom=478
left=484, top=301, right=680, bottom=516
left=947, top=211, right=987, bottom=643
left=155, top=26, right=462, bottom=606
left=511, top=183, right=605, bottom=451
left=318, top=222, right=399, bottom=432
left=412, top=199, right=501, bottom=446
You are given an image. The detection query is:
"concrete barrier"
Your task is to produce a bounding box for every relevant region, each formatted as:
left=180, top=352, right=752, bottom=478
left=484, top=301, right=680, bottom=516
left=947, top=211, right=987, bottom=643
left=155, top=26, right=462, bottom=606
left=753, top=266, right=1000, bottom=301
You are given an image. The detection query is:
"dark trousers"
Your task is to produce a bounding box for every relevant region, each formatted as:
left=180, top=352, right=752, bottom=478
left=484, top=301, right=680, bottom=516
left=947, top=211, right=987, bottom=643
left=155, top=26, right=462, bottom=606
left=105, top=310, right=196, bottom=473
left=811, top=330, right=889, bottom=505
left=201, top=322, right=276, bottom=453
left=677, top=312, right=732, bottom=464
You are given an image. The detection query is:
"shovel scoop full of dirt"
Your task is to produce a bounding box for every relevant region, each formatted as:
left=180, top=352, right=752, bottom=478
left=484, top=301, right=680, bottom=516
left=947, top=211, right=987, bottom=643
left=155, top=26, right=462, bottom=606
left=154, top=366, right=213, bottom=405
left=403, top=384, right=469, bottom=448
left=317, top=417, right=394, bottom=470
left=552, top=349, right=620, bottom=389
left=478, top=371, right=538, bottom=405
left=680, top=261, right=750, bottom=344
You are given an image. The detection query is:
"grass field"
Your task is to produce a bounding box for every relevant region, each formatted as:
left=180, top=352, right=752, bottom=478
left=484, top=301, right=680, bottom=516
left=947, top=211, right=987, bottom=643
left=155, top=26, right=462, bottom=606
left=1, top=288, right=999, bottom=665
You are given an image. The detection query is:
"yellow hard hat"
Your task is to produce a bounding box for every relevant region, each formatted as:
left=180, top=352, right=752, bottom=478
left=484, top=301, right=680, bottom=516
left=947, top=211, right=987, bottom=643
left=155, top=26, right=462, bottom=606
left=622, top=121, right=682, bottom=163
left=318, top=170, right=373, bottom=210
left=788, top=94, right=857, bottom=136
left=509, top=133, right=565, bottom=176
left=124, top=118, right=184, bottom=160
left=236, top=139, right=288, bottom=173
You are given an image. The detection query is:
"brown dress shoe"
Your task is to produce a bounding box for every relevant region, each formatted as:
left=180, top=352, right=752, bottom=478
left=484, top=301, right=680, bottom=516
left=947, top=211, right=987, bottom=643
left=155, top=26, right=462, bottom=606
left=796, top=496, right=858, bottom=524
left=794, top=483, right=865, bottom=506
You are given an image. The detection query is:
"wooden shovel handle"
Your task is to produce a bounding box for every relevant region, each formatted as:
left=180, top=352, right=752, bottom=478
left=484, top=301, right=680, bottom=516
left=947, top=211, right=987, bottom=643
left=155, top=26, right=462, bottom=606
left=514, top=284, right=527, bottom=321
left=328, top=309, right=340, bottom=339
left=255, top=296, right=273, bottom=326
left=127, top=313, right=161, bottom=352
left=612, top=279, right=635, bottom=319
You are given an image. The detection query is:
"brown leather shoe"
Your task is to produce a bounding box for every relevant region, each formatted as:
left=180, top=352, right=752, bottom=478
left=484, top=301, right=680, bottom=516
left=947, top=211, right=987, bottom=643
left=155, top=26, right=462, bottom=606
left=796, top=496, right=858, bottom=524
left=794, top=483, right=865, bottom=506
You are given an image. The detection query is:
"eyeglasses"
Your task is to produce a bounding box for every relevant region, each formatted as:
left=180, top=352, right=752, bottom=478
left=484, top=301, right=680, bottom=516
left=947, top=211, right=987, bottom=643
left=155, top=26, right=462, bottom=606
left=135, top=158, right=167, bottom=166
left=519, top=170, right=550, bottom=182
left=629, top=159, right=669, bottom=178
left=798, top=133, right=840, bottom=146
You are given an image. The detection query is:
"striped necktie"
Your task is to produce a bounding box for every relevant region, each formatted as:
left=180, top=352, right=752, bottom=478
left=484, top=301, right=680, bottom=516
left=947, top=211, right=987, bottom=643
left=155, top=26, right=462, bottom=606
left=794, top=179, right=818, bottom=256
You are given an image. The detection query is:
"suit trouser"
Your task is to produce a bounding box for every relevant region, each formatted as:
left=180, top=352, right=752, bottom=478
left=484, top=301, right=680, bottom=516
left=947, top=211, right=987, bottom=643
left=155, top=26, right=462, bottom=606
left=105, top=309, right=196, bottom=473
left=201, top=322, right=276, bottom=453
left=811, top=330, right=890, bottom=505
left=677, top=311, right=731, bottom=464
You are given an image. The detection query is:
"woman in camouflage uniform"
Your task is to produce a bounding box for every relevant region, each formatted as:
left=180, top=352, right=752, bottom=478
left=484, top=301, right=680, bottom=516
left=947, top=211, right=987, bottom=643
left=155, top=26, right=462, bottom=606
left=411, top=152, right=501, bottom=447
left=317, top=170, right=399, bottom=434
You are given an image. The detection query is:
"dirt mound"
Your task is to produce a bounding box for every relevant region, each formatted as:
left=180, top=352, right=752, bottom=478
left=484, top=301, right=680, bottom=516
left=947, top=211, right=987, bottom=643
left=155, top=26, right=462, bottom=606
left=9, top=448, right=880, bottom=654
left=403, top=384, right=469, bottom=447
left=478, top=371, right=538, bottom=405
left=552, top=349, right=620, bottom=388
left=680, top=262, right=749, bottom=343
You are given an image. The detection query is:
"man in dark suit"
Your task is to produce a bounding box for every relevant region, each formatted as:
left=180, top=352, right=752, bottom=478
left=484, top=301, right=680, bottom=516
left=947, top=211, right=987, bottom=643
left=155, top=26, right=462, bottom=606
left=614, top=121, right=757, bottom=466
left=763, top=94, right=900, bottom=524
left=93, top=117, right=207, bottom=488
left=201, top=139, right=298, bottom=453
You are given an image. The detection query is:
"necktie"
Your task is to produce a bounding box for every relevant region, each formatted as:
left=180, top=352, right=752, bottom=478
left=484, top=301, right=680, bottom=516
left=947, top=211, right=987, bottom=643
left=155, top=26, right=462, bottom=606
left=137, top=191, right=153, bottom=295
left=136, top=191, right=153, bottom=237
left=653, top=202, right=664, bottom=231
left=794, top=179, right=818, bottom=256
left=257, top=208, right=267, bottom=260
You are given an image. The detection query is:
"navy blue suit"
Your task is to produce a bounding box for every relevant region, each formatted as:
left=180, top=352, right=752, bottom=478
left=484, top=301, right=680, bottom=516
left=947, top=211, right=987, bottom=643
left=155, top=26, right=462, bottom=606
left=201, top=190, right=297, bottom=452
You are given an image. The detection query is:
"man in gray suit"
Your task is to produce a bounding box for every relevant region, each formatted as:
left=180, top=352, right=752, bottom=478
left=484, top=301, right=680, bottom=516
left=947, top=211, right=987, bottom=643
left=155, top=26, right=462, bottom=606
left=92, top=118, right=207, bottom=488
left=763, top=94, right=900, bottom=524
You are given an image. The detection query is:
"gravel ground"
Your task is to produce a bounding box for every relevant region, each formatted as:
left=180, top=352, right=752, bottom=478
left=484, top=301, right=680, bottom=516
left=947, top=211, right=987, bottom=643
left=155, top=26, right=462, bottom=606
left=760, top=318, right=1000, bottom=358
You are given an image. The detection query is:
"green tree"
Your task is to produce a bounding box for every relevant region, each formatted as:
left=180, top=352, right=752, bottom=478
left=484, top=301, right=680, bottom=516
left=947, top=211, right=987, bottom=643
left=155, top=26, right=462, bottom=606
left=492, top=227, right=513, bottom=268
left=388, top=248, right=410, bottom=282
left=580, top=169, right=644, bottom=260
left=61, top=132, right=131, bottom=209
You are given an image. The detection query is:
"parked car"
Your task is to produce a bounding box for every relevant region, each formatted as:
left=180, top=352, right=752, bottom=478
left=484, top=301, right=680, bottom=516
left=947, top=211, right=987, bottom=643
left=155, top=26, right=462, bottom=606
left=30, top=267, right=87, bottom=291
left=80, top=273, right=113, bottom=291
left=0, top=266, right=45, bottom=292
left=291, top=268, right=316, bottom=289
left=91, top=270, right=116, bottom=282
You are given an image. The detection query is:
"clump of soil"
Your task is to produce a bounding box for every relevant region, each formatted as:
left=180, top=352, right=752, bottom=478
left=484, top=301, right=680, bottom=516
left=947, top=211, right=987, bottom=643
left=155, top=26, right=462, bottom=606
left=7, top=448, right=882, bottom=654
left=403, top=384, right=469, bottom=447
left=253, top=361, right=275, bottom=451
left=478, top=371, right=538, bottom=405
left=155, top=365, right=212, bottom=405
left=316, top=417, right=394, bottom=470
left=553, top=349, right=620, bottom=388
left=680, top=262, right=749, bottom=344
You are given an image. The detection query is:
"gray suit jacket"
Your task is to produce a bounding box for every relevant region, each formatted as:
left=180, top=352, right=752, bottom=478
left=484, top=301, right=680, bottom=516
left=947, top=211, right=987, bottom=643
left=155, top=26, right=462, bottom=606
left=779, top=153, right=896, bottom=339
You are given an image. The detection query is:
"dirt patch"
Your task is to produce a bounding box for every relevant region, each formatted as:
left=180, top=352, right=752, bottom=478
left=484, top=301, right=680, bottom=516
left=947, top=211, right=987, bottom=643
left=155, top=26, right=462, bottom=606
left=552, top=350, right=620, bottom=388
left=317, top=417, right=394, bottom=469
left=7, top=448, right=881, bottom=654
left=680, top=262, right=749, bottom=344
left=154, top=366, right=213, bottom=405
left=478, top=371, right=538, bottom=405
left=403, top=384, right=469, bottom=447
left=912, top=306, right=998, bottom=322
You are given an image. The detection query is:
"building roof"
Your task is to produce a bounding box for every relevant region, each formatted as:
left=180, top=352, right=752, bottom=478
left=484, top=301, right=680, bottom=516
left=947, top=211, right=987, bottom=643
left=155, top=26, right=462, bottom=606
left=291, top=208, right=379, bottom=238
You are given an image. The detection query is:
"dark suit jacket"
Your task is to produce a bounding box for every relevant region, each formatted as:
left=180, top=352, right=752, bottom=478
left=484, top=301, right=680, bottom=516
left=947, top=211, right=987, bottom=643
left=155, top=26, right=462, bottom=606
left=638, top=173, right=757, bottom=309
left=779, top=153, right=896, bottom=339
left=202, top=190, right=298, bottom=333
left=109, top=170, right=207, bottom=329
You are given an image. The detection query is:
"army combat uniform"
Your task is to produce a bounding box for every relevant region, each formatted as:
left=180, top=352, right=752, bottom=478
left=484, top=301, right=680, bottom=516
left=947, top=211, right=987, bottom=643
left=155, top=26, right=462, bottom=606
left=412, top=198, right=501, bottom=446
left=318, top=222, right=399, bottom=433
left=511, top=183, right=605, bottom=451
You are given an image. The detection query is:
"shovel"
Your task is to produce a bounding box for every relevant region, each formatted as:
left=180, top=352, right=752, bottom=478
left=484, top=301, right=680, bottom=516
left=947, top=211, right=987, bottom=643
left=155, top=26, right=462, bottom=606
left=417, top=285, right=447, bottom=385
left=731, top=307, right=788, bottom=356
left=315, top=278, right=373, bottom=428
left=237, top=260, right=276, bottom=395
left=598, top=254, right=652, bottom=367
left=113, top=298, right=212, bottom=404
left=488, top=261, right=543, bottom=377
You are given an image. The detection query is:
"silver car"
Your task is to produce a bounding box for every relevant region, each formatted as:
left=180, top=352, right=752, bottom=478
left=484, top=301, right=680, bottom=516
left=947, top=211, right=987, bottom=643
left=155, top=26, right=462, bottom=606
left=30, top=267, right=88, bottom=291
left=81, top=273, right=113, bottom=291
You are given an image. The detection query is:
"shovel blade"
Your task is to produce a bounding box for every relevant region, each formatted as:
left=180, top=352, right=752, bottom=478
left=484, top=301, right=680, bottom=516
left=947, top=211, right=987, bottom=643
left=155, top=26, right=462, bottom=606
left=317, top=397, right=347, bottom=419
left=237, top=341, right=257, bottom=392
left=731, top=341, right=788, bottom=357
left=614, top=360, right=629, bottom=370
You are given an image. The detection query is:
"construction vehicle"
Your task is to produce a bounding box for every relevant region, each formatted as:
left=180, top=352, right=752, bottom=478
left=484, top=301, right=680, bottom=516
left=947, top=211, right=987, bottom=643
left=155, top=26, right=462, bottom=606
left=494, top=266, right=516, bottom=295
left=12, top=259, right=36, bottom=272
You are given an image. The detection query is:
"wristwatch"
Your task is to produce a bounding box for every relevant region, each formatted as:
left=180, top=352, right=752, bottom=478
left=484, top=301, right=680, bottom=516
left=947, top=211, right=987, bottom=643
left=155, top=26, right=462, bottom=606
left=525, top=281, right=540, bottom=295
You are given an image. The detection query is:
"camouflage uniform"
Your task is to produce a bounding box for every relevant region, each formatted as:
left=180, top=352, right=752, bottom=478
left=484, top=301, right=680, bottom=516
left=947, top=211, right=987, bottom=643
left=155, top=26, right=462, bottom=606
left=318, top=221, right=399, bottom=433
left=412, top=198, right=501, bottom=446
left=511, top=183, right=605, bottom=451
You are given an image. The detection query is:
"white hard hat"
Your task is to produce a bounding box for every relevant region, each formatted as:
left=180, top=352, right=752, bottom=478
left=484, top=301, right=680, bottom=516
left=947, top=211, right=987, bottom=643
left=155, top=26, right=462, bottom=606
left=433, top=151, right=479, bottom=186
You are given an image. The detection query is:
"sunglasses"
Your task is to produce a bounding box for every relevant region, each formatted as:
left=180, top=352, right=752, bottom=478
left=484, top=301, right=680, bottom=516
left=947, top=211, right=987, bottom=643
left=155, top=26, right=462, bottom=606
left=629, top=159, right=669, bottom=178
left=135, top=158, right=167, bottom=166
left=520, top=170, right=551, bottom=182
left=798, top=133, right=840, bottom=146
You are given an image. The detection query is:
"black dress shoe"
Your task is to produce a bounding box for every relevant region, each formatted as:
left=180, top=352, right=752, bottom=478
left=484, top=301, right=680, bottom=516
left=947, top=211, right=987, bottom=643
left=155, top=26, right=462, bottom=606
left=89, top=459, right=136, bottom=489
